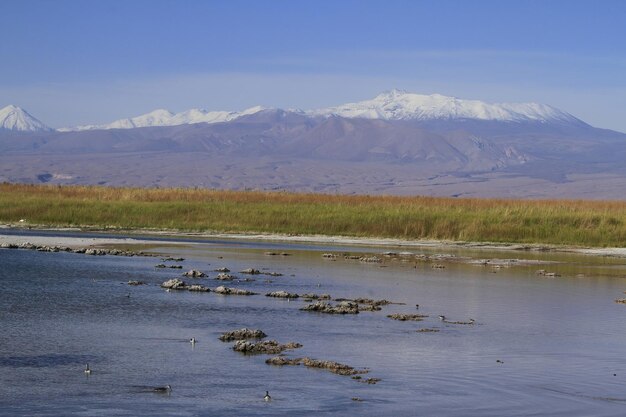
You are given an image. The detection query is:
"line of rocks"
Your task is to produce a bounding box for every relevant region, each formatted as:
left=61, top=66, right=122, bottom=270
left=387, top=313, right=428, bottom=321
left=233, top=340, right=302, bottom=355
left=218, top=327, right=379, bottom=384
left=218, top=328, right=267, bottom=342
left=0, top=242, right=154, bottom=257
left=300, top=300, right=360, bottom=314
left=265, top=356, right=370, bottom=377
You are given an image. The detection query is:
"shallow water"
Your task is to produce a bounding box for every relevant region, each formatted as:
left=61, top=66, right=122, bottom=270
left=1, top=232, right=626, bottom=416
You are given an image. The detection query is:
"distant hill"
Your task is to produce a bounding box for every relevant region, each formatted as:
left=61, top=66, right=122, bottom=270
left=1, top=92, right=625, bottom=199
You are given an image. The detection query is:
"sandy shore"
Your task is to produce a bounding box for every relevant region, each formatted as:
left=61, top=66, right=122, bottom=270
left=1, top=224, right=625, bottom=257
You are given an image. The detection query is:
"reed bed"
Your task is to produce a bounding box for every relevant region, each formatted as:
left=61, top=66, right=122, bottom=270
left=1, top=183, right=625, bottom=247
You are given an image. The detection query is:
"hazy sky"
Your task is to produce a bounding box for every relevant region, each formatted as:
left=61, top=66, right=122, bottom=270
left=2, top=0, right=625, bottom=131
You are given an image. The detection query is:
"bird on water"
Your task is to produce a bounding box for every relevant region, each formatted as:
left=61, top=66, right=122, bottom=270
left=153, top=385, right=172, bottom=393
left=84, top=364, right=92, bottom=375
left=264, top=391, right=271, bottom=401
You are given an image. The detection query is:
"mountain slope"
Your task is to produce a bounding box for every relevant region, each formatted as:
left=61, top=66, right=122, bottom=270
left=60, top=106, right=266, bottom=131
left=308, top=90, right=584, bottom=124
left=0, top=105, right=51, bottom=132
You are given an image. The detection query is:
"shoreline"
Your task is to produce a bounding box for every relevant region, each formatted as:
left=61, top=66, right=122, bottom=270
left=2, top=224, right=626, bottom=258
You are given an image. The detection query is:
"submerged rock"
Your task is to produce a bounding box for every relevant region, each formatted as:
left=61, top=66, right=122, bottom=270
left=300, top=293, right=331, bottom=300
left=183, top=269, right=206, bottom=278
left=265, top=356, right=303, bottom=366
left=262, top=272, right=283, bottom=277
left=387, top=313, right=428, bottom=321
left=215, top=267, right=230, bottom=272
left=362, top=378, right=381, bottom=384
left=187, top=284, right=210, bottom=292
left=265, top=356, right=368, bottom=376
left=233, top=340, right=302, bottom=355
left=85, top=248, right=107, bottom=256
left=161, top=278, right=187, bottom=290
left=215, top=273, right=235, bottom=281
left=353, top=298, right=400, bottom=306
left=219, top=328, right=267, bottom=342
left=416, top=328, right=440, bottom=333
left=213, top=286, right=256, bottom=295
left=266, top=290, right=299, bottom=299
left=359, top=256, right=382, bottom=263
left=359, top=305, right=382, bottom=312
left=300, top=301, right=359, bottom=314
left=127, top=280, right=145, bottom=286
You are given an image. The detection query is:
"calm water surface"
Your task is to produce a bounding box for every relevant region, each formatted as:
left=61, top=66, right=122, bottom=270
left=1, top=232, right=626, bottom=416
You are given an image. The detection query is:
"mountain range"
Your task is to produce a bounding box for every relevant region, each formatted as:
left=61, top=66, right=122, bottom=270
left=1, top=91, right=625, bottom=199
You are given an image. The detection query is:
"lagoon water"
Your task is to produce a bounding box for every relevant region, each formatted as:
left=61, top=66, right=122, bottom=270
left=1, top=232, right=626, bottom=416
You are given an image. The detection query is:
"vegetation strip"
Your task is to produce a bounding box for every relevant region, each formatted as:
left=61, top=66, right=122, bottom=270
left=1, top=183, right=626, bottom=247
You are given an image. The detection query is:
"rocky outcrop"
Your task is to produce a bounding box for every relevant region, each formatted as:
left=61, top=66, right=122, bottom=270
left=300, top=293, right=331, bottom=300
left=266, top=290, right=299, bottom=299
left=215, top=273, right=235, bottom=281
left=387, top=313, right=428, bottom=321
left=183, top=269, right=206, bottom=278
left=215, top=267, right=230, bottom=272
left=213, top=286, right=256, bottom=295
left=233, top=340, right=302, bottom=354
left=300, top=301, right=359, bottom=314
left=353, top=298, right=397, bottom=306
left=265, top=356, right=369, bottom=376
left=219, top=328, right=267, bottom=342
left=359, top=256, right=382, bottom=263
left=262, top=272, right=283, bottom=277
left=1, top=241, right=154, bottom=257
left=161, top=278, right=187, bottom=290
left=240, top=268, right=260, bottom=275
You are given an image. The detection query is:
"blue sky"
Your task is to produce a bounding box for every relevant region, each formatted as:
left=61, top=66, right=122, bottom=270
left=1, top=0, right=625, bottom=131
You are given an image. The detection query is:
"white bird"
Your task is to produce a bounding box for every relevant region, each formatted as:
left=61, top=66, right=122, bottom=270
left=264, top=391, right=271, bottom=401
left=190, top=337, right=196, bottom=344
left=84, top=363, right=92, bottom=375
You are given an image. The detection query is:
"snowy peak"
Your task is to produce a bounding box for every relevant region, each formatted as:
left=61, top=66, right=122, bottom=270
left=61, top=106, right=266, bottom=131
left=0, top=105, right=51, bottom=131
left=308, top=90, right=582, bottom=124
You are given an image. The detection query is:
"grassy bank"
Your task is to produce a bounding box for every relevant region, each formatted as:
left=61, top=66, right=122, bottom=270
left=1, top=183, right=625, bottom=247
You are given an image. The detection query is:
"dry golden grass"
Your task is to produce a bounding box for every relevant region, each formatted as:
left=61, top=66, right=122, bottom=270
left=1, top=183, right=625, bottom=247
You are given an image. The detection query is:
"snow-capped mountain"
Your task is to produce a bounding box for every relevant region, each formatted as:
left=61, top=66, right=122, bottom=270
left=60, top=106, right=265, bottom=131
left=308, top=90, right=583, bottom=124
left=0, top=105, right=51, bottom=132
left=52, top=90, right=584, bottom=132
